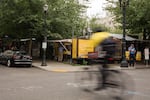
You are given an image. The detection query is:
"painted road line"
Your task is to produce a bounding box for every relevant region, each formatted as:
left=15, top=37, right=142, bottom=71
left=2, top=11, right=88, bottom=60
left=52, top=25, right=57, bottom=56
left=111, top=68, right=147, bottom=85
left=51, top=69, right=69, bottom=72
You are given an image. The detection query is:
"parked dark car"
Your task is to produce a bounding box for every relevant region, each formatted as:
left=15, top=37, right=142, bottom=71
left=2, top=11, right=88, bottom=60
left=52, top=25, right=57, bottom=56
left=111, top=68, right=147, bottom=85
left=0, top=50, right=32, bottom=67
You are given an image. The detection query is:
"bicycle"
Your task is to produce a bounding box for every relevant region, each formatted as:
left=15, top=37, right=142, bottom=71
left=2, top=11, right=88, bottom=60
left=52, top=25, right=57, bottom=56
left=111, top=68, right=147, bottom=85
left=75, top=34, right=135, bottom=100
left=76, top=63, right=135, bottom=100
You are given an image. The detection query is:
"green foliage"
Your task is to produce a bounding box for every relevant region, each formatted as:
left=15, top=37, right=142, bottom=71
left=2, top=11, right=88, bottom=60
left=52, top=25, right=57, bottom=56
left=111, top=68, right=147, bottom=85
left=105, top=0, right=150, bottom=39
left=0, top=0, right=44, bottom=39
left=49, top=0, right=87, bottom=38
left=82, top=59, right=88, bottom=65
left=0, top=0, right=87, bottom=40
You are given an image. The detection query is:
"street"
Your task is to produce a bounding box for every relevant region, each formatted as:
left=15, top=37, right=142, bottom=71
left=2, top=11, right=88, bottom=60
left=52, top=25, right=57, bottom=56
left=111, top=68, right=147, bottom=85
left=0, top=1, right=149, bottom=100
left=0, top=64, right=150, bottom=100
left=0, top=65, right=78, bottom=100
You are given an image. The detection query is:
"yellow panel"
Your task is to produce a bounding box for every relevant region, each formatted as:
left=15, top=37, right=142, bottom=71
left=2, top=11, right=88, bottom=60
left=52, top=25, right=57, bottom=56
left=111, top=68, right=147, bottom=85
left=78, top=39, right=94, bottom=58
left=126, top=51, right=129, bottom=60
left=90, top=32, right=110, bottom=47
left=72, top=39, right=77, bottom=58
left=136, top=51, right=141, bottom=61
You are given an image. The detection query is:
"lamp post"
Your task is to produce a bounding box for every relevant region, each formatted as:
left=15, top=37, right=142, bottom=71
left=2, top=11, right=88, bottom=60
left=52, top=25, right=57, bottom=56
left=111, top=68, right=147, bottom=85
left=41, top=4, right=48, bottom=66
left=119, top=0, right=129, bottom=67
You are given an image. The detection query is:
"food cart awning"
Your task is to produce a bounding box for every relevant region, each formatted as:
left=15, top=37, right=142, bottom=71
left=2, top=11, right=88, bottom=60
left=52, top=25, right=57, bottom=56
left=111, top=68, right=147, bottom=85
left=20, top=38, right=36, bottom=41
left=48, top=39, right=72, bottom=52
left=110, top=33, right=137, bottom=41
left=48, top=39, right=72, bottom=43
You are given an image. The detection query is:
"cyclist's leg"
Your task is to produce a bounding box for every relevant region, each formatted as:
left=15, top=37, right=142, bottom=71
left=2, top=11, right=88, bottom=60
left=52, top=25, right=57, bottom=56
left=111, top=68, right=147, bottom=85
left=76, top=65, right=99, bottom=91
left=94, top=63, right=109, bottom=90
left=94, top=65, right=103, bottom=90
left=103, top=69, right=135, bottom=100
left=101, top=64, right=109, bottom=88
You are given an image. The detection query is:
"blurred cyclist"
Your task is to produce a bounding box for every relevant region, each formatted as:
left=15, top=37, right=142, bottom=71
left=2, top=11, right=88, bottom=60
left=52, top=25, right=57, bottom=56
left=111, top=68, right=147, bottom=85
left=90, top=31, right=117, bottom=90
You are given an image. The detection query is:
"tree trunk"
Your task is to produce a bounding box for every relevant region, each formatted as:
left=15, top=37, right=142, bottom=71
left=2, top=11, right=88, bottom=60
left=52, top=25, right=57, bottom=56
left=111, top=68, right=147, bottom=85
left=143, top=28, right=147, bottom=40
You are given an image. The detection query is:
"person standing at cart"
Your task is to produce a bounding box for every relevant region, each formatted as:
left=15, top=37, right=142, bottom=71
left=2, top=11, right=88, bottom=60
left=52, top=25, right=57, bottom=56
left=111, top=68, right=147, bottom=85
left=58, top=45, right=64, bottom=62
left=128, top=44, right=136, bottom=67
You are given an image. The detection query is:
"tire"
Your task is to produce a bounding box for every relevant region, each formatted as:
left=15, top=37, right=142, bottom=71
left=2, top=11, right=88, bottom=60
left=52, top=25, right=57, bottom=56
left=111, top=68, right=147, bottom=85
left=7, top=60, right=12, bottom=67
left=119, top=71, right=135, bottom=100
left=28, top=64, right=32, bottom=67
left=103, top=70, right=135, bottom=100
left=76, top=66, right=101, bottom=92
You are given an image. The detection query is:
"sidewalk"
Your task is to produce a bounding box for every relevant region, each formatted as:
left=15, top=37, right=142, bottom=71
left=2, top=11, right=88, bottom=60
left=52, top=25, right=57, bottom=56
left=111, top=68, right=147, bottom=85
left=32, top=60, right=88, bottom=72
left=32, top=60, right=150, bottom=72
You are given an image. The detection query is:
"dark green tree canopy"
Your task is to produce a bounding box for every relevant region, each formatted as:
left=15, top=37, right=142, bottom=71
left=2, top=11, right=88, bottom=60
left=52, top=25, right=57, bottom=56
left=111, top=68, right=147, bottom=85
left=0, top=0, right=44, bottom=38
left=0, top=0, right=87, bottom=40
left=105, top=0, right=150, bottom=40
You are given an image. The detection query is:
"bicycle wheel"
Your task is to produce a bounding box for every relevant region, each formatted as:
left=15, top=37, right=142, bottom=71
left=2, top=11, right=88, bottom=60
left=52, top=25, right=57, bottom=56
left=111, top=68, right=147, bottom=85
left=102, top=69, right=135, bottom=100
left=76, top=66, right=135, bottom=100
left=119, top=71, right=135, bottom=100
left=76, top=66, right=101, bottom=92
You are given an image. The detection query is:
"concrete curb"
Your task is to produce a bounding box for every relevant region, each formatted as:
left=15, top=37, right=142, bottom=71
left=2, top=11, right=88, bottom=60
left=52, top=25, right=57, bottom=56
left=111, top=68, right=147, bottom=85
left=32, top=65, right=79, bottom=73
left=32, top=61, right=150, bottom=73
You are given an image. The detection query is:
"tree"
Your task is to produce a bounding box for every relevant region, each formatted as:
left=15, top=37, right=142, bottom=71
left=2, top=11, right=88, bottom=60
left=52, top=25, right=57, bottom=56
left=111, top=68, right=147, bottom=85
left=105, top=0, right=150, bottom=40
left=0, top=0, right=87, bottom=40
left=48, top=0, right=87, bottom=39
left=0, top=0, right=44, bottom=39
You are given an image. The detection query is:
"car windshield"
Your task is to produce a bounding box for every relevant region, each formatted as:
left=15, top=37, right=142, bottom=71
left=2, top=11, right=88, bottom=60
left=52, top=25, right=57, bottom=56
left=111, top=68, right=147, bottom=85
left=15, top=51, right=27, bottom=55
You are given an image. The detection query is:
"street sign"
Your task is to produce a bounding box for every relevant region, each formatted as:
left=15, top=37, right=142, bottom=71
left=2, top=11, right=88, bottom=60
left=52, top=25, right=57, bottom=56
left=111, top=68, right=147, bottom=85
left=42, top=42, right=47, bottom=49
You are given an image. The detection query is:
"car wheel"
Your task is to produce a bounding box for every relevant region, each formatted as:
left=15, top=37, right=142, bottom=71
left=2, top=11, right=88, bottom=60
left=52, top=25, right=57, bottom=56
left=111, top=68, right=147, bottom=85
left=7, top=60, right=12, bottom=67
left=28, top=64, right=32, bottom=67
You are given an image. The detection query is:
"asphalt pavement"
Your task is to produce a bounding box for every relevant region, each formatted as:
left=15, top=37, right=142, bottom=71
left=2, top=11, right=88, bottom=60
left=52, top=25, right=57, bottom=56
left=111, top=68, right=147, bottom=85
left=32, top=60, right=149, bottom=72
